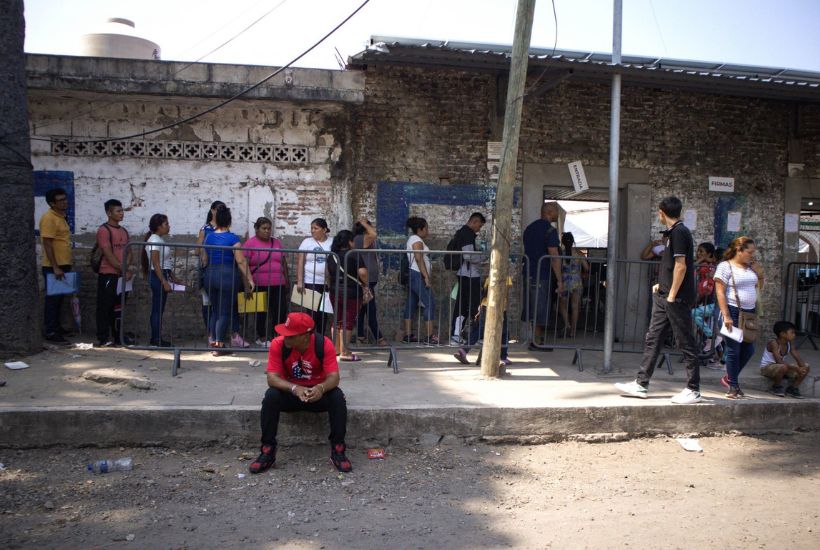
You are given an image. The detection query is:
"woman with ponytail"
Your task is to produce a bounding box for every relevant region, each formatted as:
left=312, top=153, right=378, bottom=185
left=142, top=214, right=178, bottom=346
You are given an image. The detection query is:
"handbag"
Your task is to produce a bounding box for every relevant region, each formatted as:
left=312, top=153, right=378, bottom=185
left=237, top=291, right=267, bottom=313
left=729, top=266, right=758, bottom=343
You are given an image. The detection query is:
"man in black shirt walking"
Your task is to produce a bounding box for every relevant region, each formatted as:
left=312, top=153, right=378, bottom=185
left=615, top=196, right=702, bottom=404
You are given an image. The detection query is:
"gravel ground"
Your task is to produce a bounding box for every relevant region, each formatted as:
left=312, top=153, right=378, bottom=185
left=1, top=432, right=818, bottom=549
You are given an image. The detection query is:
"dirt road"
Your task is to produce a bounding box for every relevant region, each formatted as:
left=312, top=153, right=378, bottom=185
left=2, top=433, right=818, bottom=549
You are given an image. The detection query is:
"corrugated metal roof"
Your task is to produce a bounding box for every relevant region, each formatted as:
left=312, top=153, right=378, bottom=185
left=348, top=36, right=820, bottom=102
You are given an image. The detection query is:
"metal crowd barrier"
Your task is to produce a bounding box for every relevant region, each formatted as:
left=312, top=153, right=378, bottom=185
left=117, top=240, right=722, bottom=376
left=341, top=249, right=528, bottom=372
left=525, top=256, right=719, bottom=372
left=782, top=261, right=820, bottom=350
left=119, top=242, right=340, bottom=375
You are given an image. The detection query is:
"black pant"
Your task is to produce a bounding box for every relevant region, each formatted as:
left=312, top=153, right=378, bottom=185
left=96, top=273, right=120, bottom=343
left=452, top=276, right=482, bottom=335
left=255, top=285, right=289, bottom=340
left=42, top=265, right=71, bottom=336
left=260, top=386, right=347, bottom=447
left=304, top=283, right=330, bottom=335
left=636, top=293, right=700, bottom=391
left=356, top=282, right=383, bottom=341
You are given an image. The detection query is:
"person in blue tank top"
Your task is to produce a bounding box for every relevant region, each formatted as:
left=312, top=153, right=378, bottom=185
left=203, top=205, right=255, bottom=355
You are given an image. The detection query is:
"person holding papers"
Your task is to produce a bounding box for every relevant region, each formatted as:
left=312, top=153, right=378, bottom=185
left=141, top=214, right=180, bottom=347
left=714, top=237, right=763, bottom=399
left=39, top=188, right=73, bottom=345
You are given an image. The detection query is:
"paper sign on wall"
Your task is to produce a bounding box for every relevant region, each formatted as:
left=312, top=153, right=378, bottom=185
left=708, top=176, right=735, bottom=193
left=727, top=211, right=741, bottom=232
left=682, top=209, right=697, bottom=230
left=784, top=213, right=799, bottom=233
left=567, top=161, right=589, bottom=193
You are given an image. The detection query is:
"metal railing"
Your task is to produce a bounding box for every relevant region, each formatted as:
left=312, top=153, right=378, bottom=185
left=782, top=261, right=820, bottom=350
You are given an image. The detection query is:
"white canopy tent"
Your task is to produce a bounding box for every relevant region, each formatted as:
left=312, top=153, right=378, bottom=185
left=557, top=201, right=609, bottom=248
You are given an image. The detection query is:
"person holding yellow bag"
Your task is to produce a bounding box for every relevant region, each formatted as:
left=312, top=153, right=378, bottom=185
left=245, top=217, right=289, bottom=347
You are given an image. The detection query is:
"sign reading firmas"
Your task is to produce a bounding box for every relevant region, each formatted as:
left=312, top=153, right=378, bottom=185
left=567, top=161, right=589, bottom=194
left=708, top=176, right=735, bottom=192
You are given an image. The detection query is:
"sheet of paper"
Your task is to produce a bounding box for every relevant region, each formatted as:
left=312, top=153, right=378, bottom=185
left=676, top=437, right=704, bottom=452
left=116, top=277, right=134, bottom=295
left=171, top=283, right=186, bottom=292
left=784, top=213, right=799, bottom=233
left=719, top=323, right=743, bottom=343
left=683, top=209, right=697, bottom=230
left=727, top=211, right=741, bottom=232
left=5, top=361, right=30, bottom=370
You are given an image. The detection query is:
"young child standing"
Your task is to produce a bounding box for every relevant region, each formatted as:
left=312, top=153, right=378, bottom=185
left=759, top=321, right=810, bottom=398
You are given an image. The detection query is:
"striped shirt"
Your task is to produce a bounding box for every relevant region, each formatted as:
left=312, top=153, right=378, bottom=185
left=714, top=261, right=758, bottom=309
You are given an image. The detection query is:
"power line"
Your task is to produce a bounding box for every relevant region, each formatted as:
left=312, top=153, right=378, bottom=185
left=172, top=0, right=290, bottom=77
left=648, top=0, right=669, bottom=56
left=30, top=0, right=371, bottom=145
left=177, top=0, right=272, bottom=58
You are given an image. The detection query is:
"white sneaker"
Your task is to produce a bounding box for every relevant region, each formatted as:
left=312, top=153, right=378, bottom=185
left=615, top=380, right=648, bottom=399
left=255, top=339, right=271, bottom=349
left=671, top=388, right=702, bottom=405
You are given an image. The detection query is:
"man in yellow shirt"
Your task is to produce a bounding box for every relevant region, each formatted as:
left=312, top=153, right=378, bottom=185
left=39, top=188, right=73, bottom=344
left=40, top=188, right=72, bottom=344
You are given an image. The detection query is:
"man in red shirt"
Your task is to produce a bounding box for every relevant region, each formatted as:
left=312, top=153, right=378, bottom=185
left=249, top=312, right=351, bottom=474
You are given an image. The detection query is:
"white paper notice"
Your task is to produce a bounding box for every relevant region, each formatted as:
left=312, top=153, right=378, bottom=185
left=682, top=209, right=697, bottom=230
left=727, top=211, right=741, bottom=232
left=116, top=277, right=134, bottom=295
left=784, top=213, right=799, bottom=233
left=171, top=283, right=186, bottom=292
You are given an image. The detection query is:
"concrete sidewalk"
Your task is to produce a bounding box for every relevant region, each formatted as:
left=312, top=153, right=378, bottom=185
left=1, top=339, right=818, bottom=448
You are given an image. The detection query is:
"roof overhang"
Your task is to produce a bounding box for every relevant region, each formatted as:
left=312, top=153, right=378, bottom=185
left=349, top=36, right=820, bottom=103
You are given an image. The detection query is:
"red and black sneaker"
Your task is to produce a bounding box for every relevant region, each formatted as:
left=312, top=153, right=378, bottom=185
left=330, top=443, right=352, bottom=473
left=248, top=445, right=276, bottom=474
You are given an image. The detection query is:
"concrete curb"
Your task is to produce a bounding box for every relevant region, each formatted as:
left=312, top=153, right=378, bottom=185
left=2, top=400, right=819, bottom=448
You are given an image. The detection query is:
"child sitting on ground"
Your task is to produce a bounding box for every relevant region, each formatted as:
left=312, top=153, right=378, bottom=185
left=759, top=321, right=810, bottom=398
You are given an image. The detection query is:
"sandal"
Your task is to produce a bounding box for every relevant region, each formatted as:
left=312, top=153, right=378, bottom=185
left=340, top=354, right=361, bottom=362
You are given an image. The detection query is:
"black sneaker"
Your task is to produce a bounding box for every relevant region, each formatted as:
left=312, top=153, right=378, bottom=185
left=330, top=443, right=352, bottom=473
left=401, top=334, right=417, bottom=343
left=149, top=339, right=173, bottom=347
left=249, top=445, right=276, bottom=474
left=769, top=385, right=786, bottom=397
left=785, top=386, right=804, bottom=399
left=44, top=333, right=70, bottom=345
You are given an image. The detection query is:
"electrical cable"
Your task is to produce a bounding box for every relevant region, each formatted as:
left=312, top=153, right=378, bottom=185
left=171, top=0, right=290, bottom=77
left=176, top=0, right=271, bottom=58
left=29, top=0, right=371, bottom=145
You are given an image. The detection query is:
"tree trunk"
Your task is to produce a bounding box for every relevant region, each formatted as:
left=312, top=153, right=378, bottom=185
left=0, top=0, right=41, bottom=355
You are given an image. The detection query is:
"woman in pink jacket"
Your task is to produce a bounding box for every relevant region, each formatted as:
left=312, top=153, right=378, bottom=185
left=244, top=217, right=289, bottom=347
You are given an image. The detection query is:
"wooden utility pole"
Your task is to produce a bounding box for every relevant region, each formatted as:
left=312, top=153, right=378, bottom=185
left=481, top=0, right=536, bottom=378
left=0, top=0, right=40, bottom=355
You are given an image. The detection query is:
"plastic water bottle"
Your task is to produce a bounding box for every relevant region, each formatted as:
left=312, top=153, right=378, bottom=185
left=87, top=457, right=133, bottom=474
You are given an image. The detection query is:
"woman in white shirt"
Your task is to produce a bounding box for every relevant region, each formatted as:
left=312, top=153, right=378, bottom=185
left=403, top=217, right=438, bottom=345
left=296, top=218, right=333, bottom=334
left=141, top=214, right=180, bottom=347
left=714, top=236, right=764, bottom=399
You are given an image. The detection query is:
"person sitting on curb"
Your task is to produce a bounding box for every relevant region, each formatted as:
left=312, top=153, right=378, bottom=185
left=759, top=321, right=810, bottom=398
left=249, top=312, right=352, bottom=474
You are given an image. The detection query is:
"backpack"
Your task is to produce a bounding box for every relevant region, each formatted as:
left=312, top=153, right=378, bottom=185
left=90, top=224, right=113, bottom=273
left=281, top=334, right=326, bottom=365
left=443, top=234, right=462, bottom=271
left=399, top=253, right=410, bottom=286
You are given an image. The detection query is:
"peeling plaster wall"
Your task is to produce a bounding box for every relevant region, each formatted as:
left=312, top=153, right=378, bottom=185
left=28, top=93, right=353, bottom=243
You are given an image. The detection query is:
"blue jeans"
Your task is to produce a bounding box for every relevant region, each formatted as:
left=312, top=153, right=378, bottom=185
left=724, top=305, right=756, bottom=388
left=404, top=270, right=435, bottom=321
left=205, top=263, right=241, bottom=344
left=465, top=307, right=508, bottom=359
left=149, top=270, right=171, bottom=343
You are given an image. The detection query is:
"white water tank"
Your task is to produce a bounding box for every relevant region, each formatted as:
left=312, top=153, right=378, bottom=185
left=80, top=18, right=161, bottom=60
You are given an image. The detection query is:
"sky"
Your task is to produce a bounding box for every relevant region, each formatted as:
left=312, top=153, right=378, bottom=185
left=23, top=0, right=820, bottom=73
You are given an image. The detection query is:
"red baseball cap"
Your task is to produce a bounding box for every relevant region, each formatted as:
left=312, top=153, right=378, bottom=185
left=275, top=312, right=315, bottom=336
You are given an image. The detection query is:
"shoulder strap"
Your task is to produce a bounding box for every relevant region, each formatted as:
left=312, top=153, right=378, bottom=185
left=251, top=247, right=274, bottom=275
left=315, top=334, right=325, bottom=361
left=281, top=344, right=292, bottom=364
left=729, top=264, right=742, bottom=307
